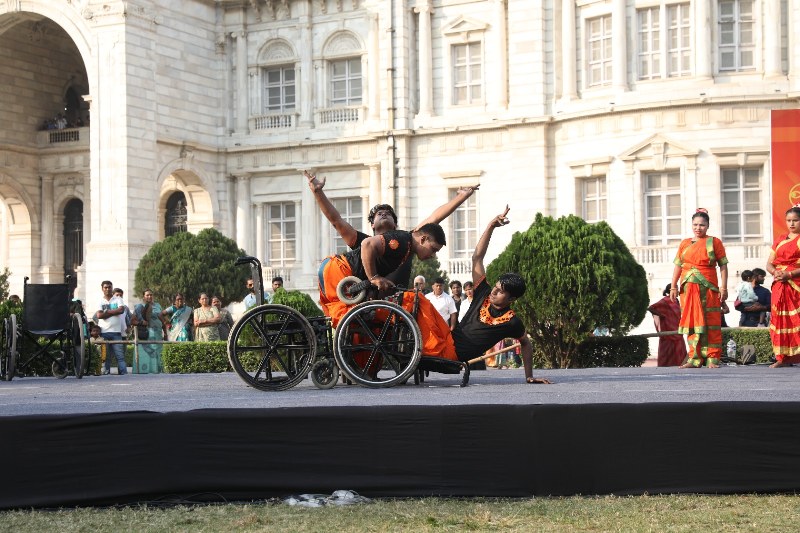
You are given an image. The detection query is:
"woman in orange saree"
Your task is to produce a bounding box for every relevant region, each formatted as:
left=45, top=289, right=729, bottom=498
left=669, top=209, right=729, bottom=368
left=767, top=206, right=800, bottom=368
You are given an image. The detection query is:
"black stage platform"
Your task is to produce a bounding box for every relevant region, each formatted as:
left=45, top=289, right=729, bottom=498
left=2, top=366, right=800, bottom=509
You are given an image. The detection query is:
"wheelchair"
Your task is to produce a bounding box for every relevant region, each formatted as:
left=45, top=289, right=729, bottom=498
left=226, top=257, right=469, bottom=391
left=1, top=277, right=90, bottom=381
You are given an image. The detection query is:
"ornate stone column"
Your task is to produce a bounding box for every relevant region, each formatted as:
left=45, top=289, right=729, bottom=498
left=255, top=203, right=265, bottom=263
left=368, top=12, right=381, bottom=121
left=612, top=0, right=627, bottom=91
left=561, top=0, right=577, bottom=100
left=492, top=0, right=508, bottom=109
left=299, top=18, right=314, bottom=126
left=232, top=31, right=249, bottom=134
left=414, top=1, right=434, bottom=119
left=235, top=175, right=251, bottom=252
left=763, top=0, right=782, bottom=77
left=369, top=163, right=382, bottom=211
left=695, top=0, right=712, bottom=79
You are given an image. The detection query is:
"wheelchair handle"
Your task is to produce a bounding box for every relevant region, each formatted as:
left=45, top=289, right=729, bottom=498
left=235, top=256, right=260, bottom=267
left=346, top=279, right=373, bottom=297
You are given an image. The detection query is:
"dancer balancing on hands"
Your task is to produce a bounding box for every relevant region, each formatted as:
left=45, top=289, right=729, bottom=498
left=669, top=208, right=729, bottom=368
left=767, top=204, right=800, bottom=368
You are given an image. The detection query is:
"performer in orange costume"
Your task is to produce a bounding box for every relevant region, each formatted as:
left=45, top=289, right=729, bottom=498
left=670, top=209, right=729, bottom=368
left=768, top=205, right=800, bottom=367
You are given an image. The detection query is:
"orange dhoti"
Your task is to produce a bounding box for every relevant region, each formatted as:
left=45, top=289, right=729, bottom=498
left=317, top=255, right=457, bottom=361
left=678, top=282, right=722, bottom=366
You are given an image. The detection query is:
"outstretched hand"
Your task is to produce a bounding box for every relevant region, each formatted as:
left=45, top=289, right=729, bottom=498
left=489, top=205, right=510, bottom=228
left=304, top=170, right=326, bottom=192
left=457, top=184, right=480, bottom=196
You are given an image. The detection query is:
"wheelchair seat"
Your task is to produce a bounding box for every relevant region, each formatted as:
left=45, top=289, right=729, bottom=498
left=23, top=283, right=71, bottom=336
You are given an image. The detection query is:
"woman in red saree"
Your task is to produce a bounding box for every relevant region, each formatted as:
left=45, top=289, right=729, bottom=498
left=648, top=283, right=687, bottom=366
left=669, top=209, right=729, bottom=368
left=767, top=205, right=800, bottom=367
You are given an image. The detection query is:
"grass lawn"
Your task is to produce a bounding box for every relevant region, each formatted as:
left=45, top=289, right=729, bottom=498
left=1, top=494, right=799, bottom=532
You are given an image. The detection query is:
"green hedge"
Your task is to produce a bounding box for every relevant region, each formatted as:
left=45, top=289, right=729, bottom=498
left=721, top=328, right=772, bottom=364
left=162, top=341, right=229, bottom=373
left=530, top=336, right=650, bottom=369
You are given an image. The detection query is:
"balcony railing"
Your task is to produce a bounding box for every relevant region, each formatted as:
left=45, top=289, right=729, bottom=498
left=263, top=266, right=291, bottom=284
left=251, top=112, right=296, bottom=131
left=316, top=105, right=362, bottom=124
left=441, top=258, right=472, bottom=277
left=36, top=127, right=88, bottom=147
left=631, top=242, right=771, bottom=265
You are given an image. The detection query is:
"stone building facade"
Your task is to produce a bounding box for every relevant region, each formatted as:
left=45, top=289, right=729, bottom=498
left=0, top=0, right=798, bottom=324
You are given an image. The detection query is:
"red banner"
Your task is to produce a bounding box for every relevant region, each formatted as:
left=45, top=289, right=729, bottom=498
left=771, top=110, right=800, bottom=242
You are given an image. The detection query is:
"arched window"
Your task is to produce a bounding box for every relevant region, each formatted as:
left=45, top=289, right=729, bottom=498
left=165, top=192, right=188, bottom=237
left=63, top=199, right=83, bottom=291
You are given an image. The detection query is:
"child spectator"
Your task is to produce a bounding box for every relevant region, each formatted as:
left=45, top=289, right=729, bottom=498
left=113, top=288, right=132, bottom=336
left=736, top=270, right=763, bottom=326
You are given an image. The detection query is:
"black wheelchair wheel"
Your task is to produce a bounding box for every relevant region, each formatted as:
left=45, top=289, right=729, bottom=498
left=70, top=313, right=86, bottom=379
left=1, top=315, right=17, bottom=382
left=310, top=359, right=339, bottom=389
left=334, top=300, right=422, bottom=388
left=227, top=304, right=316, bottom=391
left=52, top=352, right=68, bottom=379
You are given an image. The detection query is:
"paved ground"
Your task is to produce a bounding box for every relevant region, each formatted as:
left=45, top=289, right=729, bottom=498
left=1, top=364, right=799, bottom=416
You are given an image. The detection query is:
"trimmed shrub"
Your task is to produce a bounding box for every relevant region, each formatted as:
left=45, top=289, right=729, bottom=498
left=271, top=289, right=323, bottom=318
left=486, top=214, right=649, bottom=368
left=163, top=341, right=229, bottom=373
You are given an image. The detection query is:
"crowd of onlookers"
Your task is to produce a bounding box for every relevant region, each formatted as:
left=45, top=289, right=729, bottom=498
left=39, top=113, right=85, bottom=131
left=90, top=276, right=283, bottom=375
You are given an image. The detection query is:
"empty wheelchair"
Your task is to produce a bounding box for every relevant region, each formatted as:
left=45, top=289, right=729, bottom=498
left=0, top=277, right=90, bottom=381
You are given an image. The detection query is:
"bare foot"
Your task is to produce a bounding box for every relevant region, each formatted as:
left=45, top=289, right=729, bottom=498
left=526, top=377, right=553, bottom=384
left=707, top=363, right=720, bottom=368
left=679, top=362, right=697, bottom=369
left=770, top=361, right=788, bottom=368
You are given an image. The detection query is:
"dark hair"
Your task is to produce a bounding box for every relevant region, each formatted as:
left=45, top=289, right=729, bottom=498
left=662, top=283, right=672, bottom=297
left=498, top=273, right=526, bottom=299
left=785, top=206, right=800, bottom=217
left=113, top=288, right=123, bottom=295
left=463, top=281, right=474, bottom=289
left=691, top=209, right=710, bottom=223
left=752, top=268, right=766, bottom=277
left=173, top=292, right=184, bottom=301
left=433, top=277, right=445, bottom=285
left=740, top=269, right=753, bottom=282
left=450, top=280, right=462, bottom=288
left=416, top=223, right=446, bottom=246
left=272, top=276, right=283, bottom=283
left=367, top=204, right=398, bottom=225
left=101, top=280, right=113, bottom=287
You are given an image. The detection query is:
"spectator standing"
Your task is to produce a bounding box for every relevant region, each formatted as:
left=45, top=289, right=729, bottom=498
left=212, top=296, right=234, bottom=340
left=450, top=280, right=463, bottom=313
left=244, top=278, right=268, bottom=309
left=734, top=270, right=758, bottom=325
left=94, top=280, right=127, bottom=375
left=458, top=281, right=474, bottom=322
left=193, top=293, right=221, bottom=341
left=133, top=289, right=164, bottom=374
left=768, top=205, right=800, bottom=368
left=162, top=293, right=192, bottom=341
left=413, top=275, right=428, bottom=294
left=740, top=268, right=770, bottom=327
left=270, top=276, right=284, bottom=303
left=425, top=277, right=458, bottom=331
left=669, top=209, right=728, bottom=368
left=648, top=283, right=688, bottom=366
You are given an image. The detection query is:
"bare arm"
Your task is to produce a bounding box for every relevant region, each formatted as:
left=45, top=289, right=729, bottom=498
left=520, top=334, right=552, bottom=383
left=360, top=235, right=394, bottom=291
left=472, top=206, right=510, bottom=286
left=669, top=264, right=682, bottom=303
left=449, top=312, right=458, bottom=331
left=304, top=171, right=359, bottom=248
left=719, top=264, right=728, bottom=301
left=413, top=185, right=479, bottom=231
